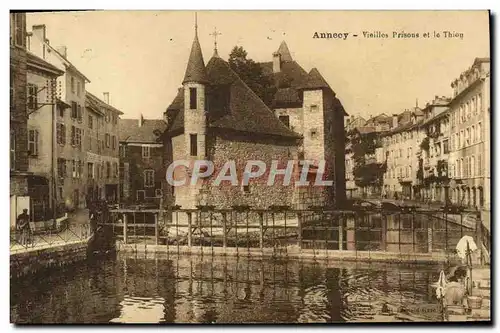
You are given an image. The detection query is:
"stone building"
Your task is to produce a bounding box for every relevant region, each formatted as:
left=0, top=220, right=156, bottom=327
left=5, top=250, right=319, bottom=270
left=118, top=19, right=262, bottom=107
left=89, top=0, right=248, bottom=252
left=261, top=41, right=348, bottom=207
left=119, top=117, right=167, bottom=205
left=28, top=24, right=91, bottom=210
left=85, top=92, right=123, bottom=203
left=448, top=58, right=490, bottom=219
left=10, top=12, right=30, bottom=229
left=26, top=51, right=64, bottom=222
left=162, top=27, right=303, bottom=209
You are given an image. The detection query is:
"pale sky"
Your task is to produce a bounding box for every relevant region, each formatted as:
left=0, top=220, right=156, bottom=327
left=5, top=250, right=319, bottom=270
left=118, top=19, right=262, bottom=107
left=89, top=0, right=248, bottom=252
left=26, top=10, right=490, bottom=120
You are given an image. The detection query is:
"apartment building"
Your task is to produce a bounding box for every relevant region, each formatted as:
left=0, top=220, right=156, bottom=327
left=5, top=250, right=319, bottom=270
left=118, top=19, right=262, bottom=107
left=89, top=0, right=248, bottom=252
left=85, top=92, right=122, bottom=203
left=448, top=58, right=490, bottom=215
left=28, top=24, right=91, bottom=210
left=418, top=96, right=452, bottom=202
left=26, top=51, right=64, bottom=221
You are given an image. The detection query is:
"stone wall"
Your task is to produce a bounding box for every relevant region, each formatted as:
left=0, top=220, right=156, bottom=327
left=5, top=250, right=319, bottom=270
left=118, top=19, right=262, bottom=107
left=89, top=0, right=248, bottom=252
left=203, top=131, right=298, bottom=209
left=10, top=239, right=90, bottom=279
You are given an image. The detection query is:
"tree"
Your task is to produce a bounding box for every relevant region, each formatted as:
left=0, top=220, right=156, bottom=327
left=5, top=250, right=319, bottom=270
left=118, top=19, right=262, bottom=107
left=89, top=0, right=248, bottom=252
left=228, top=46, right=277, bottom=107
left=351, top=132, right=386, bottom=189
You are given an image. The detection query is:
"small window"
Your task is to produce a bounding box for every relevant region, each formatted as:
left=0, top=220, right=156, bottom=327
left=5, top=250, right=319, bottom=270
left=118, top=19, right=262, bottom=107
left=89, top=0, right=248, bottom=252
left=27, top=84, right=38, bottom=110
left=77, top=81, right=80, bottom=97
left=142, top=145, right=150, bottom=159
left=155, top=189, right=163, bottom=198
left=28, top=129, right=39, bottom=156
left=105, top=133, right=110, bottom=148
left=71, top=102, right=77, bottom=119
left=310, top=104, right=318, bottom=112
left=112, top=135, right=116, bottom=150
left=190, top=134, right=197, bottom=156
left=57, top=123, right=66, bottom=145
left=137, top=190, right=146, bottom=202
left=88, top=162, right=94, bottom=179
left=310, top=130, right=317, bottom=139
left=71, top=77, right=75, bottom=94
left=88, top=115, right=93, bottom=129
left=189, top=87, right=197, bottom=109
left=278, top=115, right=290, bottom=128
left=243, top=184, right=250, bottom=193
left=144, top=170, right=155, bottom=187
left=120, top=145, right=126, bottom=158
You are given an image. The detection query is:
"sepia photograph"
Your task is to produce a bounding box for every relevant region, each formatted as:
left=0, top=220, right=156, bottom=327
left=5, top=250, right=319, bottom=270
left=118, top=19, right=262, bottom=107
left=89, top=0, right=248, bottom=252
left=9, top=10, right=491, bottom=324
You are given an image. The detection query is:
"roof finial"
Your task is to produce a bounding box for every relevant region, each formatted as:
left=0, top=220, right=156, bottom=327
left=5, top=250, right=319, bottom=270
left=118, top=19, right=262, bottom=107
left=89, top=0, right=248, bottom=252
left=195, top=12, right=198, bottom=36
left=210, top=27, right=222, bottom=57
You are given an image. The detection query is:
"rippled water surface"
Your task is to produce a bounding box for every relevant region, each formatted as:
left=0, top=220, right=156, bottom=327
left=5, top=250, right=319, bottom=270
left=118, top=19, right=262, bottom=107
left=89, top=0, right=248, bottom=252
left=11, top=254, right=444, bottom=323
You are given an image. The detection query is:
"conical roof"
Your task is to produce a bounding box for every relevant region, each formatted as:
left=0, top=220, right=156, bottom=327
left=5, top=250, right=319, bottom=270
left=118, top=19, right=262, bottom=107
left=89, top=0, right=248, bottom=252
left=182, top=34, right=208, bottom=84
left=276, top=41, right=293, bottom=62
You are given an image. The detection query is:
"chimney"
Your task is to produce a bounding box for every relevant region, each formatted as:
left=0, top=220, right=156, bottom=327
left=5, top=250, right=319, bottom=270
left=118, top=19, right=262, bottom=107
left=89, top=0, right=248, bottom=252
left=103, top=92, right=110, bottom=105
left=31, top=25, right=47, bottom=59
left=273, top=52, right=281, bottom=73
left=392, top=114, right=398, bottom=129
left=56, top=45, right=67, bottom=58
left=139, top=114, right=144, bottom=127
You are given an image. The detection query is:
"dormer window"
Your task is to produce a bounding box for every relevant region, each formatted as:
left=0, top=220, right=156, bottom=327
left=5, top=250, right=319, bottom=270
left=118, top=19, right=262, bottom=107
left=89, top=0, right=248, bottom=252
left=189, top=88, right=197, bottom=110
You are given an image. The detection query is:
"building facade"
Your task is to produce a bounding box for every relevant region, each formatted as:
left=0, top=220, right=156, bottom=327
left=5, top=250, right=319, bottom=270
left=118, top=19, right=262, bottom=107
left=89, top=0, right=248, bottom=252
left=28, top=24, right=91, bottom=210
left=10, top=12, right=30, bottom=228
left=26, top=52, right=64, bottom=222
left=448, top=58, right=490, bottom=219
left=417, top=96, right=452, bottom=202
left=119, top=117, right=167, bottom=205
left=262, top=42, right=348, bottom=207
left=85, top=92, right=122, bottom=203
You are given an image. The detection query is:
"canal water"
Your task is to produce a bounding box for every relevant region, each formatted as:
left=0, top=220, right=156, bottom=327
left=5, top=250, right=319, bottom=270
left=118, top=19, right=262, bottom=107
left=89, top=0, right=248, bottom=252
left=11, top=254, right=444, bottom=323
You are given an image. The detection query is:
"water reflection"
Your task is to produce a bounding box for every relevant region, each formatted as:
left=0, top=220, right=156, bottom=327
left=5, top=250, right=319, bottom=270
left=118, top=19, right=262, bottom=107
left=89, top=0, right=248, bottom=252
left=10, top=254, right=442, bottom=323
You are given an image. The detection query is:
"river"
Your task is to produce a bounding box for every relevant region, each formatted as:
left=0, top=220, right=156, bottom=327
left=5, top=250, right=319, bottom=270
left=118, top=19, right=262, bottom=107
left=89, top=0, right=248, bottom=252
left=10, top=253, right=444, bottom=323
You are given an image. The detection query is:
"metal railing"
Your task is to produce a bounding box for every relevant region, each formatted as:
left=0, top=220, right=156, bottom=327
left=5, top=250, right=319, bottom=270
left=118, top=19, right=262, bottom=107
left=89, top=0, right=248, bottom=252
left=101, top=206, right=479, bottom=261
left=10, top=221, right=93, bottom=254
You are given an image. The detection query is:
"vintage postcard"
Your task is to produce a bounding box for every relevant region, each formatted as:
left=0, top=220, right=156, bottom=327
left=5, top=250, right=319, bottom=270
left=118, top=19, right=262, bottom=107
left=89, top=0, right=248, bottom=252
left=10, top=10, right=490, bottom=324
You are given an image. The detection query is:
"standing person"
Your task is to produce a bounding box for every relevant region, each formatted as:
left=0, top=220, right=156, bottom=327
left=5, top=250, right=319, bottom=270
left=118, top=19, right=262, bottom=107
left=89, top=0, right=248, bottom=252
left=17, top=209, right=31, bottom=246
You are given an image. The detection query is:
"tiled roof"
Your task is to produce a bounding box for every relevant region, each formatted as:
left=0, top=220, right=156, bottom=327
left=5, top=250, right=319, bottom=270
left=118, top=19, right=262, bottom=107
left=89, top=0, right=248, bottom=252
left=86, top=91, right=124, bottom=115
left=120, top=118, right=167, bottom=143
left=164, top=56, right=301, bottom=139
left=27, top=51, right=64, bottom=76
left=272, top=87, right=301, bottom=106
left=182, top=33, right=209, bottom=84
left=166, top=88, right=184, bottom=111
left=297, top=68, right=332, bottom=91
left=276, top=41, right=293, bottom=62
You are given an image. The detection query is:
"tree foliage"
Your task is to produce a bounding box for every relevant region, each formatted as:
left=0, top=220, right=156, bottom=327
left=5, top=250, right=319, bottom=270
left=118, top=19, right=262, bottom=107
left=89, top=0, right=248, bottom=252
left=228, top=46, right=277, bottom=108
left=351, top=132, right=386, bottom=188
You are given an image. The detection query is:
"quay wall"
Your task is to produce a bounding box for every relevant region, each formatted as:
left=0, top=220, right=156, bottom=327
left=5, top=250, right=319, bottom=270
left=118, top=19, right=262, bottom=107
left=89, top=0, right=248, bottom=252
left=10, top=238, right=91, bottom=279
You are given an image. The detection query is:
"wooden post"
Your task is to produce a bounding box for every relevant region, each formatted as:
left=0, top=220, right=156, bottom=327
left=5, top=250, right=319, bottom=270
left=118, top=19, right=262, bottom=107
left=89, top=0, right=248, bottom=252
left=154, top=213, right=159, bottom=245
left=475, top=213, right=483, bottom=265
left=222, top=212, right=227, bottom=250
left=381, top=215, right=387, bottom=252
left=259, top=212, right=264, bottom=251
left=338, top=215, right=344, bottom=251
left=187, top=212, right=192, bottom=248
left=297, top=211, right=303, bottom=249
left=428, top=219, right=433, bottom=253
left=123, top=213, right=128, bottom=244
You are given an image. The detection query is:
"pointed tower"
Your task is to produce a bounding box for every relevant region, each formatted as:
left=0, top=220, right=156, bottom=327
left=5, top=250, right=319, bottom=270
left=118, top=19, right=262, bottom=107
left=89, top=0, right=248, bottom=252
left=183, top=16, right=208, bottom=161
